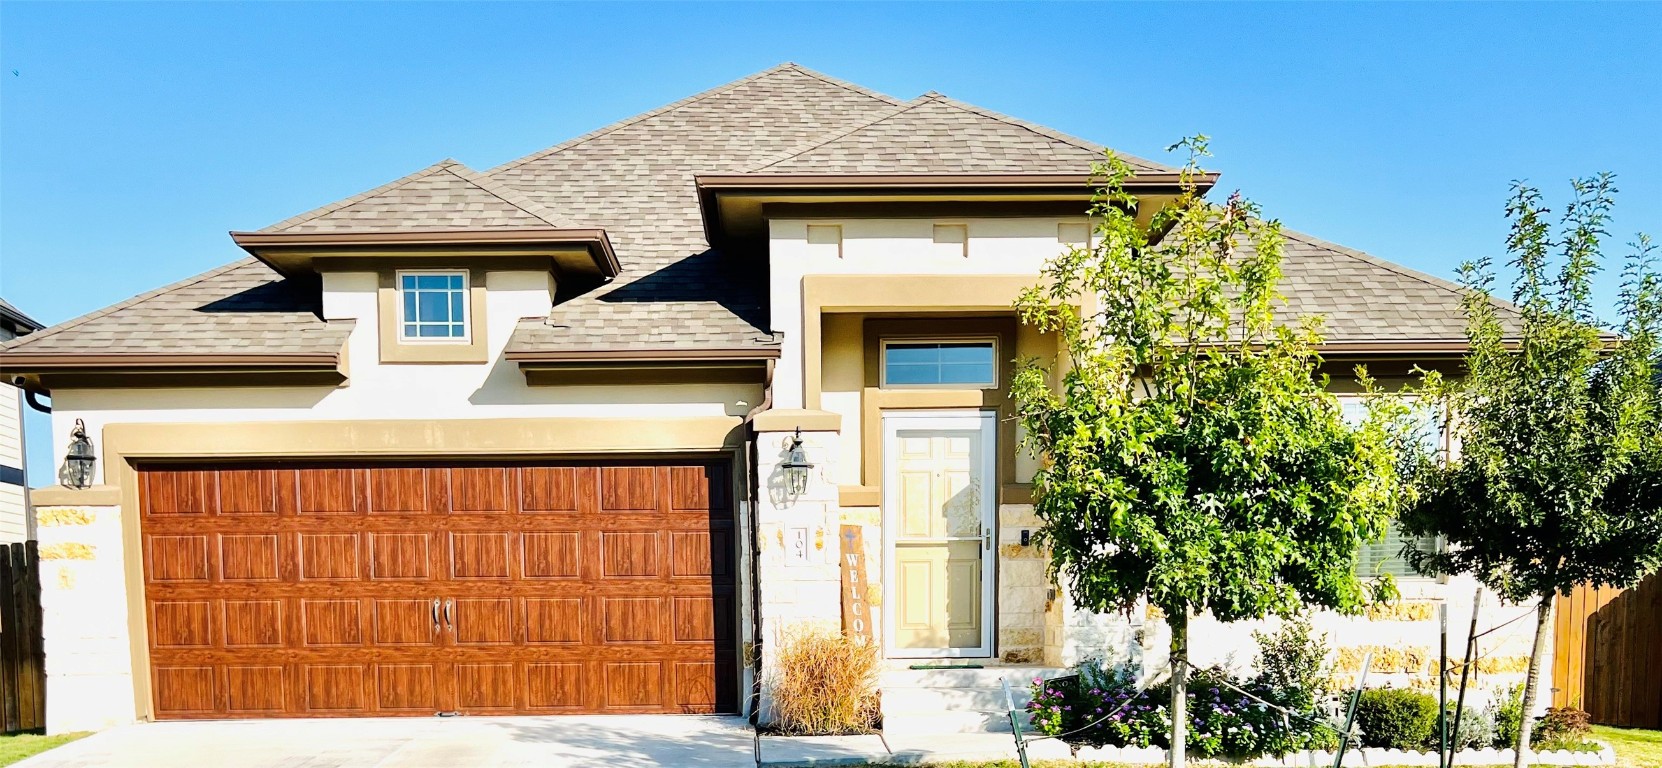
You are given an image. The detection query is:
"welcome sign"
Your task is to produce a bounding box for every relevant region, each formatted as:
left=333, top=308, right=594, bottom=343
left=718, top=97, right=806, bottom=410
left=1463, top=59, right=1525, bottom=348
left=839, top=525, right=874, bottom=640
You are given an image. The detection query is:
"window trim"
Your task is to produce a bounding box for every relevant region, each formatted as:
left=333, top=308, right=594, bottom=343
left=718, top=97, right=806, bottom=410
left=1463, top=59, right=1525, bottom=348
left=879, top=337, right=1000, bottom=390
left=395, top=269, right=472, bottom=344
left=375, top=268, right=489, bottom=364
left=1336, top=392, right=1449, bottom=582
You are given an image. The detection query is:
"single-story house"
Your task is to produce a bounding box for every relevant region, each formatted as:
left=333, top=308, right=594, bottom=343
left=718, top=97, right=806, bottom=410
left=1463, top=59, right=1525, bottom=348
left=0, top=64, right=1544, bottom=735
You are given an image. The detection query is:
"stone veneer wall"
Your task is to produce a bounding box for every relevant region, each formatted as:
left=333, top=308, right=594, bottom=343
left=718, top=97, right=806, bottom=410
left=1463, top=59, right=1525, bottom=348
left=996, top=503, right=1049, bottom=664
left=33, top=494, right=137, bottom=733
left=753, top=428, right=845, bottom=723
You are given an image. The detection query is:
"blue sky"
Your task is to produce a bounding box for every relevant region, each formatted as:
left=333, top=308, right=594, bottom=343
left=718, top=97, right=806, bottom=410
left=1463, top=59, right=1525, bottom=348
left=2, top=2, right=1659, bottom=483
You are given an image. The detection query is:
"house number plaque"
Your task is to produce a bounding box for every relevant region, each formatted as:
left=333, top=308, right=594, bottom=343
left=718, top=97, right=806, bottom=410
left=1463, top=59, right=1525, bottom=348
left=839, top=525, right=874, bottom=640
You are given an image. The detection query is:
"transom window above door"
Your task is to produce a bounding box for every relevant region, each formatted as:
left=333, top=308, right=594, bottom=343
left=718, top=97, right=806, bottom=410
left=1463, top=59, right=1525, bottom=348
left=398, top=271, right=469, bottom=341
left=882, top=340, right=998, bottom=388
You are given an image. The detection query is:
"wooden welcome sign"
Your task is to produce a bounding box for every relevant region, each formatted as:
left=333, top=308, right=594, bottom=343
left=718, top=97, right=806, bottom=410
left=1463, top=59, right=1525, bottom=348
left=839, top=525, right=874, bottom=640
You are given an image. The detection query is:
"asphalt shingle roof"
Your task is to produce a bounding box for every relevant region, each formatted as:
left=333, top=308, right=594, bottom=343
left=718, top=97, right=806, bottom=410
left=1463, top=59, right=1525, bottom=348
left=0, top=258, right=350, bottom=357
left=754, top=92, right=1175, bottom=174
left=1, top=62, right=1507, bottom=362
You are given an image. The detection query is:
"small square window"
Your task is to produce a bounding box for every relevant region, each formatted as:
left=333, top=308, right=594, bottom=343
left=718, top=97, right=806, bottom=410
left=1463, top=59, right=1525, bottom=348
left=881, top=340, right=997, bottom=388
left=397, top=270, right=469, bottom=342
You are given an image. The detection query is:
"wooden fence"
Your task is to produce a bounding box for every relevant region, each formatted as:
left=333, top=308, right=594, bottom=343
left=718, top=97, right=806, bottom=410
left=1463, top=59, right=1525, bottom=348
left=0, top=541, right=44, bottom=734
left=1553, top=572, right=1662, bottom=729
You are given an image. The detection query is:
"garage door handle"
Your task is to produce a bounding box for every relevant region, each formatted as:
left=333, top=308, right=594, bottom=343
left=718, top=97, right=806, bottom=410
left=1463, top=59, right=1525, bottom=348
left=431, top=598, right=441, bottom=633
left=443, top=598, right=453, bottom=629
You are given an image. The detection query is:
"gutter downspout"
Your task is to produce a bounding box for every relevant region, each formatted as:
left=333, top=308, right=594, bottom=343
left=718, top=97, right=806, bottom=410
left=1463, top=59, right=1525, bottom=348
left=12, top=379, right=50, bottom=414
left=743, top=357, right=774, bottom=724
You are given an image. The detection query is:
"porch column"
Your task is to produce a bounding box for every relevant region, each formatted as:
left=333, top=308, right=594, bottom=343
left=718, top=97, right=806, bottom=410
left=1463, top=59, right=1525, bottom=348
left=31, top=484, right=137, bottom=734
left=751, top=409, right=844, bottom=724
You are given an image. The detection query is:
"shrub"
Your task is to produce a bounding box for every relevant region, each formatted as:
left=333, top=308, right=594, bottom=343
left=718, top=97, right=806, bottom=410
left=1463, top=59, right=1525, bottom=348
left=1532, top=707, right=1592, bottom=750
left=1447, top=704, right=1497, bottom=751
left=768, top=628, right=879, bottom=735
left=1355, top=688, right=1439, bottom=749
left=1028, top=661, right=1336, bottom=760
left=1489, top=683, right=1525, bottom=748
left=1252, top=617, right=1331, bottom=708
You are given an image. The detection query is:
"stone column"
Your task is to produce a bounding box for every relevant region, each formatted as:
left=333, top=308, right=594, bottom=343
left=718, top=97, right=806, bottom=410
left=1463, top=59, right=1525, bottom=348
left=31, top=485, right=136, bottom=734
left=750, top=409, right=843, bottom=724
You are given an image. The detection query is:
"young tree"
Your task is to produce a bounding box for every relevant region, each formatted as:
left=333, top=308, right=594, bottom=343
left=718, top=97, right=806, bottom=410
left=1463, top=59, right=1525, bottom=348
left=1400, top=176, right=1661, bottom=768
left=1012, top=138, right=1404, bottom=767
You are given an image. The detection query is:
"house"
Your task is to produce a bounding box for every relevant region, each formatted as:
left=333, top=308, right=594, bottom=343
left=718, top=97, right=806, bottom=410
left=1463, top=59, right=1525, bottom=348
left=0, top=298, right=44, bottom=542
left=0, top=64, right=1545, bottom=735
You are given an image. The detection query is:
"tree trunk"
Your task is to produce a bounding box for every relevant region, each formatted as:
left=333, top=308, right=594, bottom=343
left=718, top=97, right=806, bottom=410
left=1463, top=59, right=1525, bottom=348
left=1512, top=594, right=1554, bottom=768
left=1170, top=610, right=1188, bottom=768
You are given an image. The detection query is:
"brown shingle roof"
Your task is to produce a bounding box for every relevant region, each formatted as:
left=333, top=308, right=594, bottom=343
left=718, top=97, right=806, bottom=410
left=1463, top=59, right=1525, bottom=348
left=0, top=258, right=349, bottom=359
left=753, top=92, right=1175, bottom=174
left=2, top=62, right=1500, bottom=362
left=262, top=159, right=567, bottom=233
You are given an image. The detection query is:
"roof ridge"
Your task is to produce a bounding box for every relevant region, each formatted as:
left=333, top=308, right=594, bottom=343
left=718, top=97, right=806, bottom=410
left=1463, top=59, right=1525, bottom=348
left=441, top=163, right=568, bottom=228
left=259, top=160, right=462, bottom=233
left=776, top=63, right=906, bottom=107
left=925, top=92, right=1176, bottom=173
left=484, top=63, right=901, bottom=178
left=1280, top=227, right=1524, bottom=317
left=748, top=95, right=932, bottom=172
left=0, top=258, right=265, bottom=354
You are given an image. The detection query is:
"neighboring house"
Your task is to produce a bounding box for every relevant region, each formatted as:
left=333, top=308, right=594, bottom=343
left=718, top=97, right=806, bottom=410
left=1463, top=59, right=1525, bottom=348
left=0, top=298, right=44, bottom=542
left=0, top=64, right=1544, bottom=735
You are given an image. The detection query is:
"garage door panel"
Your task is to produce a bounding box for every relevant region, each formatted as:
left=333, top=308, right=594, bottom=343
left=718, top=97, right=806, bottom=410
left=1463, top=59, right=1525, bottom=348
left=297, top=469, right=364, bottom=516
left=143, top=459, right=737, bottom=718
left=449, top=531, right=513, bottom=579
left=302, top=664, right=368, bottom=713
left=449, top=467, right=512, bottom=514
left=148, top=534, right=213, bottom=582
left=300, top=599, right=365, bottom=647
left=220, top=533, right=282, bottom=582
left=225, top=665, right=286, bottom=714
left=521, top=532, right=581, bottom=579
left=368, top=532, right=432, bottom=581
left=297, top=533, right=361, bottom=581
left=223, top=599, right=284, bottom=648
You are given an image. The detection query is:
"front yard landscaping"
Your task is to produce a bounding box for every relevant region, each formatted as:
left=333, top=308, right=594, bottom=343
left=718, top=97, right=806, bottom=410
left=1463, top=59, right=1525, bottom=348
left=1593, top=725, right=1662, bottom=768
left=0, top=731, right=89, bottom=766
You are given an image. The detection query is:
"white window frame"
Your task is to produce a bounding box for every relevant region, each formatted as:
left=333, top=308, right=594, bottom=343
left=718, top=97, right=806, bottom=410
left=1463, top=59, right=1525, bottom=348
left=395, top=269, right=471, bottom=344
left=1336, top=393, right=1448, bottom=582
left=879, top=337, right=1000, bottom=390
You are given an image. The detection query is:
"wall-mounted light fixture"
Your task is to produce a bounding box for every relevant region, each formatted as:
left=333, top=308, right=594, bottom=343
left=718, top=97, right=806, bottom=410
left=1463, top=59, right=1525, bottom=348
left=780, top=427, right=815, bottom=496
left=63, top=419, right=96, bottom=489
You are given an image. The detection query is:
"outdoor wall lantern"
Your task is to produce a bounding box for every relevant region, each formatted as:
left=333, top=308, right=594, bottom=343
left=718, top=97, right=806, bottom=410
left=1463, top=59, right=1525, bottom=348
left=63, top=419, right=96, bottom=489
left=781, top=427, right=815, bottom=496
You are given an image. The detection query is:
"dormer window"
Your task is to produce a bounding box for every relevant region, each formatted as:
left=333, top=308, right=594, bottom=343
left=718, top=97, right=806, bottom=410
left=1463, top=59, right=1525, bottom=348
left=398, top=270, right=470, bottom=342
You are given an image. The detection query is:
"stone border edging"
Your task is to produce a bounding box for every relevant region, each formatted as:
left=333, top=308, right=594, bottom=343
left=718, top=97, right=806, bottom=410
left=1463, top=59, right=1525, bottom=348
left=1072, top=743, right=1617, bottom=766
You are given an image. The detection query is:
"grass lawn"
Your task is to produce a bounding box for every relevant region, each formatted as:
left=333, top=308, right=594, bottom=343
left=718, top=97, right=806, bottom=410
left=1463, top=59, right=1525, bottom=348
left=1595, top=725, right=1662, bottom=768
left=0, top=731, right=90, bottom=767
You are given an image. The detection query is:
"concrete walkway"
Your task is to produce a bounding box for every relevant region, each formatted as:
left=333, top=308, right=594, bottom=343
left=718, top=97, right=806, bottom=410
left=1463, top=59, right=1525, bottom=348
left=16, top=715, right=758, bottom=768
left=757, top=732, right=1074, bottom=766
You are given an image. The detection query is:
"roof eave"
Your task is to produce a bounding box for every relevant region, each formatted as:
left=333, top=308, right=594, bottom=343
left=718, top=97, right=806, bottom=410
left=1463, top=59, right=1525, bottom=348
left=693, top=172, right=1218, bottom=245
left=230, top=228, right=621, bottom=280
left=504, top=347, right=783, bottom=364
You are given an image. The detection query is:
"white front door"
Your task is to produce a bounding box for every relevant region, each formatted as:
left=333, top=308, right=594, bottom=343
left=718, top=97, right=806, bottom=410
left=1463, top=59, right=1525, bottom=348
left=882, top=410, right=997, bottom=658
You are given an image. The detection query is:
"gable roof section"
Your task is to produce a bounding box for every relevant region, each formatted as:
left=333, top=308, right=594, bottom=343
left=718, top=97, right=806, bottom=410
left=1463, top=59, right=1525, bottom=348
left=751, top=92, right=1176, bottom=175
left=0, top=258, right=348, bottom=362
left=262, top=159, right=568, bottom=233
left=0, top=298, right=43, bottom=333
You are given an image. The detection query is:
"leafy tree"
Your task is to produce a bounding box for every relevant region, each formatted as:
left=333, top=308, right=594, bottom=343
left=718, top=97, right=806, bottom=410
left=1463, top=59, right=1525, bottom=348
left=1400, top=175, right=1662, bottom=767
left=1012, top=137, right=1405, bottom=766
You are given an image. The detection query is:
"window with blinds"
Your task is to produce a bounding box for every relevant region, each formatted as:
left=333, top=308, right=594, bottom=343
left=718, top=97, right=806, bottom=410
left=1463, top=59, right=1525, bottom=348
left=1339, top=395, right=1444, bottom=581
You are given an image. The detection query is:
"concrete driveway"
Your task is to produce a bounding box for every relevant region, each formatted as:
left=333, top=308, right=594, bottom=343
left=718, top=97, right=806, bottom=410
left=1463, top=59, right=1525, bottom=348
left=15, top=715, right=758, bottom=768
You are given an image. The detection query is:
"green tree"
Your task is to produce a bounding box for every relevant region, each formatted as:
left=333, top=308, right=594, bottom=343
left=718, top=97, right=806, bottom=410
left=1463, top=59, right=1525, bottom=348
left=1400, top=175, right=1662, bottom=768
left=1012, top=137, right=1405, bottom=766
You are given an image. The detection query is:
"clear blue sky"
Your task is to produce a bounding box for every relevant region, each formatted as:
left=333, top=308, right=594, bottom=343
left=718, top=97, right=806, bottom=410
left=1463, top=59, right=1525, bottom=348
left=2, top=2, right=1659, bottom=484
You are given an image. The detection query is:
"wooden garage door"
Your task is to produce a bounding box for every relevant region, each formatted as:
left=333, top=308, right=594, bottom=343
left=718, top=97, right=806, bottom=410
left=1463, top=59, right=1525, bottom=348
left=138, top=460, right=738, bottom=718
